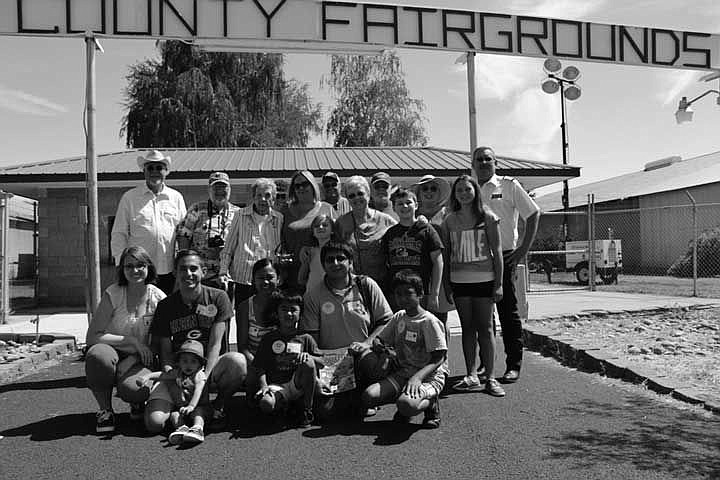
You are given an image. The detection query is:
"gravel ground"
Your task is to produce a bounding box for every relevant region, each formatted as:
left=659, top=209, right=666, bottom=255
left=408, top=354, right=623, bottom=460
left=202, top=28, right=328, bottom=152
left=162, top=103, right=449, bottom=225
left=529, top=306, right=720, bottom=402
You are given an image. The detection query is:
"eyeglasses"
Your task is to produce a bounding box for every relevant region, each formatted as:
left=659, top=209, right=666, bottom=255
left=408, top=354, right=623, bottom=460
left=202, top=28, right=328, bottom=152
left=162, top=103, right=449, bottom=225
left=145, top=165, right=166, bottom=172
left=474, top=156, right=494, bottom=164
left=346, top=191, right=366, bottom=200
left=421, top=185, right=438, bottom=193
left=294, top=181, right=312, bottom=189
left=324, top=254, right=348, bottom=263
left=123, top=263, right=147, bottom=270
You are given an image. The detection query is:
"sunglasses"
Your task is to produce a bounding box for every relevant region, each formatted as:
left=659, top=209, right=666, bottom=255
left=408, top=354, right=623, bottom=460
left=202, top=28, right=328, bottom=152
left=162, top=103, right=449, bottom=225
left=347, top=191, right=366, bottom=200
left=474, top=156, right=494, bottom=164
left=145, top=165, right=166, bottom=172
left=324, top=254, right=349, bottom=263
left=294, top=181, right=312, bottom=189
left=421, top=185, right=438, bottom=193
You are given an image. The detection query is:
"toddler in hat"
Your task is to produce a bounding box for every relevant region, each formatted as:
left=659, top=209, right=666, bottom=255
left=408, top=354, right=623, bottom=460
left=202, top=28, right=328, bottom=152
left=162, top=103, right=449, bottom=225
left=137, top=339, right=211, bottom=444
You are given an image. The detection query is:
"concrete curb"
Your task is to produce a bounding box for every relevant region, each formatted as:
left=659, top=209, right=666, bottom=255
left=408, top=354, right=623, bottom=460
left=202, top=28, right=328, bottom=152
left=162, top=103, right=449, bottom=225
left=523, top=305, right=720, bottom=415
left=0, top=335, right=78, bottom=385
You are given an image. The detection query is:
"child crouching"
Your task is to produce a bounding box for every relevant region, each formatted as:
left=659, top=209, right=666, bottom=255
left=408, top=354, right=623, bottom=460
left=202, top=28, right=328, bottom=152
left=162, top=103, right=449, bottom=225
left=361, top=270, right=447, bottom=428
left=136, top=339, right=211, bottom=445
left=252, top=291, right=325, bottom=428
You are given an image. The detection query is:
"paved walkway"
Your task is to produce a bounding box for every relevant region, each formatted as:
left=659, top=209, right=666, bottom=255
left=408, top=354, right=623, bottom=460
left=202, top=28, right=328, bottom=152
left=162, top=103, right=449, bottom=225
left=3, top=291, right=718, bottom=344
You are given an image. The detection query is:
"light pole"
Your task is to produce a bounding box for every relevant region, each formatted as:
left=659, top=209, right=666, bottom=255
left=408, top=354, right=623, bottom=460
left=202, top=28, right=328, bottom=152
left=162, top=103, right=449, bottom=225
left=541, top=58, right=582, bottom=241
left=674, top=75, right=720, bottom=124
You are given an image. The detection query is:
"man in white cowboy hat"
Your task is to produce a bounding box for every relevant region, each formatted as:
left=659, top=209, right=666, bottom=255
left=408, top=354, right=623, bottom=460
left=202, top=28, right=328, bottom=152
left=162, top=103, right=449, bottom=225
left=177, top=172, right=240, bottom=297
left=111, top=150, right=187, bottom=294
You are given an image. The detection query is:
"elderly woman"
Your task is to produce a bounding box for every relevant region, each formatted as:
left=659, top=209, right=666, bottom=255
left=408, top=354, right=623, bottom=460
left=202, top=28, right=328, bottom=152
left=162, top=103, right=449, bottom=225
left=85, top=246, right=166, bottom=434
left=219, top=178, right=283, bottom=305
left=415, top=174, right=451, bottom=224
left=279, top=170, right=333, bottom=290
left=335, top=175, right=397, bottom=283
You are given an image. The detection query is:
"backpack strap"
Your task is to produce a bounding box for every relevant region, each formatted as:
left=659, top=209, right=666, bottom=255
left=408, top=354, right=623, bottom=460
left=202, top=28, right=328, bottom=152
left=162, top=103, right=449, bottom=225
left=354, top=275, right=374, bottom=328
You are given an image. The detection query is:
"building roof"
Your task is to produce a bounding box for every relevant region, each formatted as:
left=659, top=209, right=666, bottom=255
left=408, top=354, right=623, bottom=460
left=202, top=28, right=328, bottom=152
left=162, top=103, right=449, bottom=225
left=0, top=147, right=578, bottom=191
left=535, top=150, right=720, bottom=211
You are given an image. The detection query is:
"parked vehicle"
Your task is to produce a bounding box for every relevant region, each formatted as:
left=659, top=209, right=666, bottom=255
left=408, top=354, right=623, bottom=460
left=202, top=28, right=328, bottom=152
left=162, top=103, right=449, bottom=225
left=565, top=239, right=622, bottom=284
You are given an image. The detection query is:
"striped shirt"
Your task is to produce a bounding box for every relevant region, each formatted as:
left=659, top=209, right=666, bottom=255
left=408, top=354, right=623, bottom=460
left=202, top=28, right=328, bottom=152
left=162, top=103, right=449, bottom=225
left=219, top=206, right=283, bottom=285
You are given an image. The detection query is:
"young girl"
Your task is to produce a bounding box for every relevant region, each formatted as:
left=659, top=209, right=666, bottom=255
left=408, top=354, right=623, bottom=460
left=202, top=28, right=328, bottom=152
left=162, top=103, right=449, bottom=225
left=297, top=214, right=334, bottom=293
left=439, top=175, right=505, bottom=397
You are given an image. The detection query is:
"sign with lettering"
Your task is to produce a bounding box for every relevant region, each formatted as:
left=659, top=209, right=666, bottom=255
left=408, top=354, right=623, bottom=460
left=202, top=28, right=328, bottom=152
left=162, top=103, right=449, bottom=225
left=1, top=0, right=718, bottom=70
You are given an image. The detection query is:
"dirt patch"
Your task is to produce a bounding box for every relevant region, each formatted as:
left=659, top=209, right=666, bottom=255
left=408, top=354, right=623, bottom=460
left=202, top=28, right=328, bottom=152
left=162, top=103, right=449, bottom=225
left=529, top=306, right=720, bottom=402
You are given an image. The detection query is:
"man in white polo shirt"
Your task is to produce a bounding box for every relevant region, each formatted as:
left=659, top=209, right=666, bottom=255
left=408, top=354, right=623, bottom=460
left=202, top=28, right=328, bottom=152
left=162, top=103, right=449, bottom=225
left=111, top=150, right=186, bottom=295
left=473, top=146, right=540, bottom=384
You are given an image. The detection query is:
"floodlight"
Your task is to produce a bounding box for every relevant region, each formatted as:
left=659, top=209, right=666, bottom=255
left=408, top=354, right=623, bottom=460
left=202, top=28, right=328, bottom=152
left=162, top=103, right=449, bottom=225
left=564, top=84, right=582, bottom=101
left=541, top=78, right=560, bottom=94
left=562, top=65, right=581, bottom=81
left=543, top=58, right=562, bottom=74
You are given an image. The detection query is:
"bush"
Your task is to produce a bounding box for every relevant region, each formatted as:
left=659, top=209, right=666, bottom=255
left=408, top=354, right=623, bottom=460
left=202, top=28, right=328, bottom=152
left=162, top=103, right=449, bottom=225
left=667, top=227, right=720, bottom=277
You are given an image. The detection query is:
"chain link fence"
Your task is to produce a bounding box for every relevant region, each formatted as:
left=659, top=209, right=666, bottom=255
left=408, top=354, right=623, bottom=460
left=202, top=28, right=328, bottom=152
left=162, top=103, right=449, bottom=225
left=527, top=197, right=720, bottom=298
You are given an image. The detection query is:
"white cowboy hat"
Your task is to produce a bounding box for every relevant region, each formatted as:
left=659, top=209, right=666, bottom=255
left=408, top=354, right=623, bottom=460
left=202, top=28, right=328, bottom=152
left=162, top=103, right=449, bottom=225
left=137, top=150, right=171, bottom=170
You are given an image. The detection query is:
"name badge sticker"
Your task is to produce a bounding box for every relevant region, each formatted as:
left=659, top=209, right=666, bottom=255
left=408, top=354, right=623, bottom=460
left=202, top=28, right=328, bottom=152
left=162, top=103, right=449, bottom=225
left=248, top=325, right=259, bottom=337
left=405, top=330, right=418, bottom=342
left=286, top=342, right=302, bottom=354
left=271, top=340, right=286, bottom=354
left=491, top=193, right=502, bottom=199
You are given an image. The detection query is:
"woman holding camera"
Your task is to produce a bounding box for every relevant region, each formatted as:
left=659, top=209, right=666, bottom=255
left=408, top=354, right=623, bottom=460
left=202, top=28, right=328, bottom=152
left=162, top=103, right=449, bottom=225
left=177, top=172, right=240, bottom=297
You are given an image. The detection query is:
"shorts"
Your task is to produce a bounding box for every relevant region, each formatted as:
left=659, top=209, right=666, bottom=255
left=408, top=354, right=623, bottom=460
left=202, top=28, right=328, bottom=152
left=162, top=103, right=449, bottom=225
left=450, top=281, right=494, bottom=298
left=385, top=368, right=445, bottom=400
left=147, top=380, right=211, bottom=407
left=267, top=374, right=303, bottom=403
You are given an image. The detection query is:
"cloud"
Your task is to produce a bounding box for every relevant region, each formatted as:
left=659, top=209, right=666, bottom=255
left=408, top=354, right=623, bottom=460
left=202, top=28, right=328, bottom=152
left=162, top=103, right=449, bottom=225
left=510, top=0, right=606, bottom=19
left=0, top=85, right=68, bottom=116
left=498, top=88, right=560, bottom=161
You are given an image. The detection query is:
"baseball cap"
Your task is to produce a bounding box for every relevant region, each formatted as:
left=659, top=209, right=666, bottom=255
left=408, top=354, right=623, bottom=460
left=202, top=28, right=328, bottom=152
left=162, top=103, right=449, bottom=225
left=371, top=172, right=391, bottom=186
left=209, top=172, right=230, bottom=186
left=322, top=172, right=340, bottom=184
left=175, top=339, right=206, bottom=365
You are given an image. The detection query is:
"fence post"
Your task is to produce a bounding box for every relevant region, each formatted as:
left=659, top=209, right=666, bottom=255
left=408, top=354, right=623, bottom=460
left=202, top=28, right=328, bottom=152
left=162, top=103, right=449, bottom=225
left=684, top=191, right=698, bottom=297
left=588, top=194, right=596, bottom=292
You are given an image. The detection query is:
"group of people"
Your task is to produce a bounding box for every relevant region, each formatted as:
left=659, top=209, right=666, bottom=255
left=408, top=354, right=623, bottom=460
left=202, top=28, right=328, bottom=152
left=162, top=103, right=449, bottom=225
left=86, top=146, right=539, bottom=444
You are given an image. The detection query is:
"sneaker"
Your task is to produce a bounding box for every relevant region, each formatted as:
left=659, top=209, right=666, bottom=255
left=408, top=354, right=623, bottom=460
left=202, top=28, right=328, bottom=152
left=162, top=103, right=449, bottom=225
left=452, top=375, right=483, bottom=392
left=363, top=407, right=378, bottom=417
left=297, top=409, right=314, bottom=429
left=183, top=425, right=205, bottom=444
left=422, top=399, right=441, bottom=429
left=95, top=410, right=115, bottom=434
left=392, top=410, right=410, bottom=424
left=485, top=378, right=506, bottom=397
left=129, top=402, right=144, bottom=421
left=168, top=425, right=190, bottom=445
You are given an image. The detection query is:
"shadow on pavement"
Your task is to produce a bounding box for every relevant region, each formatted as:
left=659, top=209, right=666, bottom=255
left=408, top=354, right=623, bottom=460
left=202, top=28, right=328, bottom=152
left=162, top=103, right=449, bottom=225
left=546, top=397, right=720, bottom=478
left=1, top=411, right=155, bottom=441
left=301, top=420, right=422, bottom=445
left=0, top=376, right=86, bottom=394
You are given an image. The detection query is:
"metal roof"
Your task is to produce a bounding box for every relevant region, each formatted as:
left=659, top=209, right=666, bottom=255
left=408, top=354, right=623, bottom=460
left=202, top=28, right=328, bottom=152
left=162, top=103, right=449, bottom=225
left=535, top=150, right=720, bottom=211
left=0, top=147, right=578, bottom=190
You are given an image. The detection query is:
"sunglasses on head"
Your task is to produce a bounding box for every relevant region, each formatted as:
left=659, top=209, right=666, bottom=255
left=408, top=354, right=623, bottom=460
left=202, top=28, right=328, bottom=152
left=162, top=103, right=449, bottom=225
left=347, top=191, right=366, bottom=200
left=421, top=185, right=438, bottom=193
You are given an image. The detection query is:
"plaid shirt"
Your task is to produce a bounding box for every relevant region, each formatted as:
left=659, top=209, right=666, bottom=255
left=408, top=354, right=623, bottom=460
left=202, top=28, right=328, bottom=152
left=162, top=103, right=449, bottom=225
left=177, top=200, right=240, bottom=281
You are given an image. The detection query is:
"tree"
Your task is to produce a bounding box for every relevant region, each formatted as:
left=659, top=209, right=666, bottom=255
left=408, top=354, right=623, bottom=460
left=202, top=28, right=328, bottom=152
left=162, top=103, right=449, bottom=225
left=121, top=41, right=322, bottom=148
left=324, top=52, right=428, bottom=147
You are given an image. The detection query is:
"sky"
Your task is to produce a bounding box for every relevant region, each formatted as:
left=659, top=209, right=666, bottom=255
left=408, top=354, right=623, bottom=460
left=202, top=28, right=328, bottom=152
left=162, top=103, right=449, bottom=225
left=1, top=0, right=720, bottom=197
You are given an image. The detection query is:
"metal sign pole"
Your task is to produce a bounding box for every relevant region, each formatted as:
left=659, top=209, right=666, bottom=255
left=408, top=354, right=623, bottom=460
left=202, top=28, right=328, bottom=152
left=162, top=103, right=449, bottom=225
left=0, top=192, right=11, bottom=324
left=85, top=34, right=102, bottom=323
left=466, top=51, right=477, bottom=153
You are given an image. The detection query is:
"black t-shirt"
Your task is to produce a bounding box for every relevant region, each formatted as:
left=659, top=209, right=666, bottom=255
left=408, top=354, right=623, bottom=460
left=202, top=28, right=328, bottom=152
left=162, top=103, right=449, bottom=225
left=151, top=285, right=233, bottom=353
left=253, top=331, right=321, bottom=384
left=382, top=220, right=444, bottom=291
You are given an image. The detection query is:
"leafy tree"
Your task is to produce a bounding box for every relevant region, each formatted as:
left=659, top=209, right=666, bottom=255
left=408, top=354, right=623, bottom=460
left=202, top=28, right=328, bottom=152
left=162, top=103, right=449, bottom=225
left=667, top=227, right=720, bottom=277
left=324, top=51, right=428, bottom=147
left=121, top=41, right=321, bottom=148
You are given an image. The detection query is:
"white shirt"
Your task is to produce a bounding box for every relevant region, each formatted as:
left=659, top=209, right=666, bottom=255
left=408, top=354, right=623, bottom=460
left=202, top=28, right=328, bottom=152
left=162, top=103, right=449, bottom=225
left=479, top=174, right=540, bottom=251
left=111, top=183, right=187, bottom=274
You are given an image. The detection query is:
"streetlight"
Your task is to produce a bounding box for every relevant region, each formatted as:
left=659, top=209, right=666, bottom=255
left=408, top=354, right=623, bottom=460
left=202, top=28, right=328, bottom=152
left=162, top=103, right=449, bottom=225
left=541, top=58, right=582, bottom=240
left=675, top=71, right=720, bottom=124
